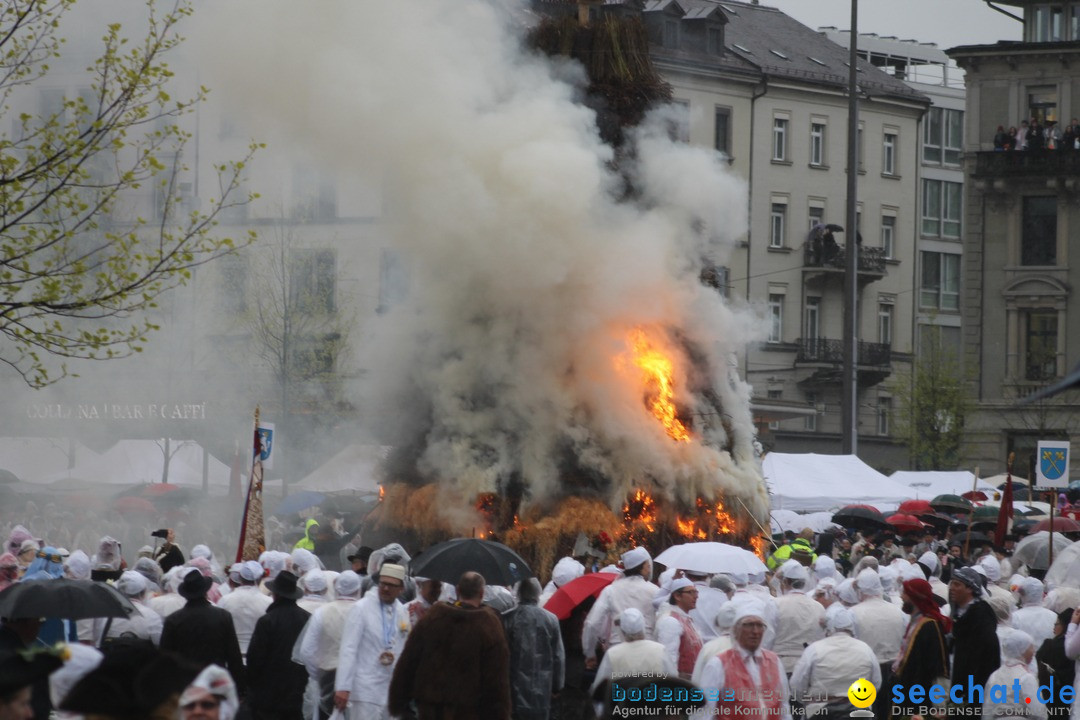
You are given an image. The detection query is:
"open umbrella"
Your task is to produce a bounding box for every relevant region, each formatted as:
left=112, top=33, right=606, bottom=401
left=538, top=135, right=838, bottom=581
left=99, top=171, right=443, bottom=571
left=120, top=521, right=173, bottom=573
left=885, top=514, right=925, bottom=534
left=1047, top=542, right=1080, bottom=589
left=273, top=490, right=327, bottom=517
left=112, top=496, right=156, bottom=515
left=831, top=505, right=887, bottom=530
left=1013, top=531, right=1073, bottom=570
left=1031, top=517, right=1080, bottom=534
left=919, top=511, right=959, bottom=529
left=898, top=499, right=933, bottom=516
left=931, top=494, right=974, bottom=514
left=949, top=531, right=992, bottom=548
left=409, top=538, right=531, bottom=586
left=654, top=542, right=767, bottom=576
left=962, top=491, right=989, bottom=502
left=969, top=506, right=1000, bottom=528
left=543, top=571, right=619, bottom=620
left=0, top=578, right=135, bottom=620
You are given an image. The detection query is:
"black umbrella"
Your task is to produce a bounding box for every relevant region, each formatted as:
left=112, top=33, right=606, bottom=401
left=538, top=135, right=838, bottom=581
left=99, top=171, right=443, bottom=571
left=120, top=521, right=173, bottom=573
left=0, top=578, right=135, bottom=620
left=931, top=494, right=974, bottom=514
left=824, top=223, right=844, bottom=232
left=831, top=505, right=888, bottom=530
left=949, top=531, right=992, bottom=547
left=409, top=538, right=532, bottom=586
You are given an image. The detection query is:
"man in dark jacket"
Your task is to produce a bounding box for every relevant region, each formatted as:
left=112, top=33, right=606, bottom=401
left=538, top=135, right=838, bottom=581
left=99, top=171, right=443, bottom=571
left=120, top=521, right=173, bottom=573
left=245, top=570, right=310, bottom=720
left=948, top=566, right=1000, bottom=714
left=160, top=568, right=246, bottom=694
left=388, top=571, right=511, bottom=720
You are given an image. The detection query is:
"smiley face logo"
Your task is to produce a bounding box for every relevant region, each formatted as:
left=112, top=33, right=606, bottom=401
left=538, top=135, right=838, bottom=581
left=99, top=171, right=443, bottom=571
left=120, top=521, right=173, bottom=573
left=847, top=678, right=876, bottom=709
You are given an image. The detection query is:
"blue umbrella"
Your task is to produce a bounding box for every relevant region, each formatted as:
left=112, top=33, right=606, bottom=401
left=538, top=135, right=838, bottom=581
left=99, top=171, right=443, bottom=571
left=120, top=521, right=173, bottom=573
left=273, top=490, right=326, bottom=516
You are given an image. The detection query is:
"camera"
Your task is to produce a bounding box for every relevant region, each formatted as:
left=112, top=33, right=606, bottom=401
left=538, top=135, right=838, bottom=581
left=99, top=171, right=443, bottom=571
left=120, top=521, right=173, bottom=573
left=150, top=528, right=170, bottom=539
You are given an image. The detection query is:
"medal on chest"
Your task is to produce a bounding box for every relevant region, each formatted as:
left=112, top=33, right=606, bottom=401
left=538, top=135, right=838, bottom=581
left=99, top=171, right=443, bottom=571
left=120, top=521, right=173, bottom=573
left=378, top=650, right=395, bottom=666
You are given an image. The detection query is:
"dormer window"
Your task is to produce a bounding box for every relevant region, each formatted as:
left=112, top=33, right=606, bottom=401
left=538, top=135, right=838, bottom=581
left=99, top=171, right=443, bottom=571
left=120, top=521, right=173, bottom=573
left=708, top=25, right=724, bottom=55
left=664, top=19, right=680, bottom=49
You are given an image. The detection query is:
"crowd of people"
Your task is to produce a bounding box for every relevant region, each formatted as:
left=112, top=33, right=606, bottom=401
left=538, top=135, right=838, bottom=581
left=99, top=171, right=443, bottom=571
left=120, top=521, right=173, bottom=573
left=2, top=513, right=1080, bottom=720
left=993, top=118, right=1080, bottom=151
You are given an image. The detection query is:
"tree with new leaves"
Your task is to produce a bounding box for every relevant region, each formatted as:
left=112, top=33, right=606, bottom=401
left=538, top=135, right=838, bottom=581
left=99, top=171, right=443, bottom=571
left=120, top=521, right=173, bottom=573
left=0, top=0, right=258, bottom=387
left=890, top=329, right=972, bottom=470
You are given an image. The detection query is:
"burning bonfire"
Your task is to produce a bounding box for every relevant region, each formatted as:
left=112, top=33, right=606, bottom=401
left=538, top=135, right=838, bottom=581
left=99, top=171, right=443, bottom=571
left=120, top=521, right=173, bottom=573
left=365, top=325, right=770, bottom=579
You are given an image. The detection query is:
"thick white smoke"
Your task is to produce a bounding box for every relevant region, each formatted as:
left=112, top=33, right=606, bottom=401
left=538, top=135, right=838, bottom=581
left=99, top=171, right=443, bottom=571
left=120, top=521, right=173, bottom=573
left=201, top=1, right=767, bottom=521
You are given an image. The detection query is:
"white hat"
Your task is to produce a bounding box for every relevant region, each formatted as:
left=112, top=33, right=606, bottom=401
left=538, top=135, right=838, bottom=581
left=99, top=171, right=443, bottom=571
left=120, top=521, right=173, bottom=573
left=826, top=608, right=856, bottom=635
left=779, top=559, right=802, bottom=577
left=191, top=544, right=213, bottom=560
left=240, top=560, right=264, bottom=583
left=302, top=569, right=328, bottom=593
left=335, top=570, right=362, bottom=597
left=49, top=643, right=103, bottom=708
left=714, top=602, right=739, bottom=632
left=619, top=607, right=646, bottom=635
left=732, top=601, right=767, bottom=627
left=783, top=563, right=809, bottom=582
left=900, top=563, right=925, bottom=582
left=979, top=555, right=1002, bottom=582
left=552, top=557, right=585, bottom=587
left=856, top=569, right=883, bottom=596
left=814, top=555, right=837, bottom=580
left=670, top=577, right=695, bottom=593
left=380, top=563, right=406, bottom=582
left=1001, top=629, right=1035, bottom=662
left=836, top=578, right=859, bottom=606
left=748, top=569, right=766, bottom=585
left=116, top=570, right=148, bottom=598
left=725, top=569, right=749, bottom=586
left=1019, top=577, right=1045, bottom=606
left=622, top=547, right=651, bottom=570
left=918, top=551, right=939, bottom=573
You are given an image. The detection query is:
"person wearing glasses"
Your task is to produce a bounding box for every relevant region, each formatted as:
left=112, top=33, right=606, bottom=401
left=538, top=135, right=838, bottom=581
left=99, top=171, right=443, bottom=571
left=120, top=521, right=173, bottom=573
left=656, top=578, right=703, bottom=681
left=179, top=665, right=239, bottom=720
left=335, top=564, right=411, bottom=719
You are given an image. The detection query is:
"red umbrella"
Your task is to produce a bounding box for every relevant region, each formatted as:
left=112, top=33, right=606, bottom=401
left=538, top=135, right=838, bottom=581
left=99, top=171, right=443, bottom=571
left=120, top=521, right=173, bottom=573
left=113, top=497, right=155, bottom=515
left=140, top=483, right=183, bottom=497
left=1031, top=517, right=1080, bottom=534
left=885, top=513, right=926, bottom=534
left=898, top=499, right=933, bottom=515
left=962, top=491, right=989, bottom=501
left=543, top=572, right=619, bottom=620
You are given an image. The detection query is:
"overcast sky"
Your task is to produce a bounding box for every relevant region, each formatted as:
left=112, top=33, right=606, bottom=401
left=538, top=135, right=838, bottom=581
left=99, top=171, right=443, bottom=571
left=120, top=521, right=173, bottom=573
left=764, top=0, right=1022, bottom=51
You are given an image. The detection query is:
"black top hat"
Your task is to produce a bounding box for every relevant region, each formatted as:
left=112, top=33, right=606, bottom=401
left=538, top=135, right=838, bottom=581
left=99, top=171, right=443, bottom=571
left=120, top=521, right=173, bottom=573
left=266, top=570, right=303, bottom=600
left=0, top=648, right=63, bottom=696
left=177, top=569, right=214, bottom=600
left=347, top=546, right=374, bottom=563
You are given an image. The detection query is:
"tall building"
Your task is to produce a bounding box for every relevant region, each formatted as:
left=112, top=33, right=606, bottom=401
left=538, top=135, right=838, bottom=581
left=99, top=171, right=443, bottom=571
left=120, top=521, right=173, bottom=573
left=948, top=2, right=1080, bottom=480
left=642, top=0, right=929, bottom=468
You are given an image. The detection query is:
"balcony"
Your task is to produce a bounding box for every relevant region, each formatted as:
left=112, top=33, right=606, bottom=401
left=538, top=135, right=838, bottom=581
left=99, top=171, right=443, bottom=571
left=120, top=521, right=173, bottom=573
left=802, top=244, right=887, bottom=280
left=795, top=337, right=892, bottom=387
left=974, top=150, right=1080, bottom=179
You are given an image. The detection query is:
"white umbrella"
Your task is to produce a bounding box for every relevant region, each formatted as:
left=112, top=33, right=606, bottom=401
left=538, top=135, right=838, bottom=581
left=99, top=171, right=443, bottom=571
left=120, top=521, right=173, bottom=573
left=654, top=542, right=767, bottom=575
left=770, top=509, right=800, bottom=535
left=1045, top=541, right=1080, bottom=589
left=1013, top=531, right=1072, bottom=571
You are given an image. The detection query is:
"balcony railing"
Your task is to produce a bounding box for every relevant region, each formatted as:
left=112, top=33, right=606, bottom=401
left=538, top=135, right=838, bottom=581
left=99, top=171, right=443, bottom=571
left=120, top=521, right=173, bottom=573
left=802, top=245, right=887, bottom=275
left=974, top=150, right=1080, bottom=178
left=796, top=337, right=892, bottom=367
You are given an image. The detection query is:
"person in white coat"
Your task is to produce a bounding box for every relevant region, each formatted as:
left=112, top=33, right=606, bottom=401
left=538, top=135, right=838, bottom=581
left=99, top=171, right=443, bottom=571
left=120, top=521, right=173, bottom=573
left=589, top=608, right=674, bottom=700
left=850, top=568, right=905, bottom=717
left=983, top=630, right=1045, bottom=720
left=725, top=569, right=779, bottom=650
left=539, top=557, right=584, bottom=608
left=583, top=547, right=656, bottom=669
left=656, top=578, right=704, bottom=680
left=790, top=609, right=881, bottom=718
left=216, top=559, right=272, bottom=659
left=1012, top=577, right=1057, bottom=650
left=297, top=570, right=363, bottom=720
left=93, top=570, right=163, bottom=645
left=691, top=601, right=738, bottom=685
left=334, top=563, right=411, bottom=720
left=773, top=563, right=824, bottom=674
left=299, top=569, right=331, bottom=614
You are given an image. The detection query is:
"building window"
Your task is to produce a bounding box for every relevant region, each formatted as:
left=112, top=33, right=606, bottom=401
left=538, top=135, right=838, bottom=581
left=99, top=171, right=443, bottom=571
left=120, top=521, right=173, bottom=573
left=810, top=123, right=826, bottom=166
left=767, top=390, right=782, bottom=431
left=808, top=206, right=824, bottom=230
left=220, top=254, right=247, bottom=314
left=770, top=204, right=786, bottom=248
left=805, top=392, right=818, bottom=432
left=922, top=179, right=962, bottom=238
left=715, top=107, right=731, bottom=157
left=768, top=294, right=784, bottom=343
left=944, top=110, right=963, bottom=164
left=291, top=249, right=337, bottom=314
left=664, top=20, right=679, bottom=49
left=878, top=303, right=894, bottom=345
left=804, top=297, right=820, bottom=353
left=923, top=108, right=963, bottom=165
left=877, top=397, right=892, bottom=436
left=1028, top=85, right=1059, bottom=125
left=920, top=251, right=960, bottom=310
left=772, top=118, right=788, bottom=161
left=701, top=265, right=730, bottom=297
left=881, top=216, right=895, bottom=259
left=1021, top=196, right=1057, bottom=266
left=883, top=133, right=897, bottom=175
left=1025, top=310, right=1058, bottom=381
left=708, top=26, right=725, bottom=55
left=1028, top=5, right=1073, bottom=41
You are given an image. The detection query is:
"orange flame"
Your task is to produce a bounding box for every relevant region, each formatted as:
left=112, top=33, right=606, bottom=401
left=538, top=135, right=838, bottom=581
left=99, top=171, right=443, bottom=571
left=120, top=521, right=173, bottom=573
left=378, top=485, right=385, bottom=502
left=628, top=328, right=691, bottom=442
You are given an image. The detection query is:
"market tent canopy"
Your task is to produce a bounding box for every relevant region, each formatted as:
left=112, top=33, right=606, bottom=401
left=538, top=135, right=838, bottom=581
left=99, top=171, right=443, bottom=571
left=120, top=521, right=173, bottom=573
left=38, top=439, right=231, bottom=488
left=764, top=452, right=913, bottom=512
left=890, top=471, right=997, bottom=498
left=0, top=437, right=102, bottom=483
left=292, top=444, right=389, bottom=493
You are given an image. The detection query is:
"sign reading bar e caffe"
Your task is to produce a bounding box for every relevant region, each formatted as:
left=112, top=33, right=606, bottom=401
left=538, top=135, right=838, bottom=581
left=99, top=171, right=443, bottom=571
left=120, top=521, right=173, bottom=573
left=26, top=402, right=208, bottom=422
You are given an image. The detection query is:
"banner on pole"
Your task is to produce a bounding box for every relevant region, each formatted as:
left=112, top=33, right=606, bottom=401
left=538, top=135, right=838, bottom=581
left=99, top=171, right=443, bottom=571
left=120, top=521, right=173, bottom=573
left=1035, top=440, right=1070, bottom=489
left=257, top=422, right=275, bottom=470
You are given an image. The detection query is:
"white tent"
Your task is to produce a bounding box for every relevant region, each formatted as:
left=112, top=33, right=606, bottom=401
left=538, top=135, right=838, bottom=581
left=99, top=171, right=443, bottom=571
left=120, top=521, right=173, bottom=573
left=40, top=439, right=231, bottom=488
left=764, top=452, right=914, bottom=512
left=292, top=444, right=389, bottom=493
left=890, top=470, right=996, bottom=498
left=0, top=437, right=102, bottom=483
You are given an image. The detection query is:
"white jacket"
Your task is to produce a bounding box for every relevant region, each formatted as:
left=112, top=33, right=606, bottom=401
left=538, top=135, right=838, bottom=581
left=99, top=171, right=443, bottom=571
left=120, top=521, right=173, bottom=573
left=216, top=585, right=272, bottom=657
left=296, top=597, right=358, bottom=673
left=93, top=601, right=163, bottom=645
left=790, top=633, right=881, bottom=716
left=335, top=593, right=410, bottom=703
left=982, top=662, right=1045, bottom=720
left=582, top=575, right=656, bottom=659
left=774, top=592, right=824, bottom=673
left=851, top=597, right=905, bottom=664
left=1013, top=605, right=1057, bottom=650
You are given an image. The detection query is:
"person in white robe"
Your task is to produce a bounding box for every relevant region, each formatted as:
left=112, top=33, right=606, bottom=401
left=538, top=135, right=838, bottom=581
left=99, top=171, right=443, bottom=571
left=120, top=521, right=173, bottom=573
left=93, top=570, right=163, bottom=645
left=773, top=563, right=824, bottom=674
left=1012, top=577, right=1057, bottom=650
left=216, top=559, right=271, bottom=659
left=297, top=570, right=363, bottom=720
left=983, top=630, right=1045, bottom=720
left=582, top=547, right=656, bottom=668
left=790, top=609, right=880, bottom=717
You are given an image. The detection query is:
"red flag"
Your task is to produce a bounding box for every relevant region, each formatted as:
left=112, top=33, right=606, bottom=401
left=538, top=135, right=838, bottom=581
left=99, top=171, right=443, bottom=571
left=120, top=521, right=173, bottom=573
left=994, top=472, right=1014, bottom=547
left=236, top=418, right=267, bottom=562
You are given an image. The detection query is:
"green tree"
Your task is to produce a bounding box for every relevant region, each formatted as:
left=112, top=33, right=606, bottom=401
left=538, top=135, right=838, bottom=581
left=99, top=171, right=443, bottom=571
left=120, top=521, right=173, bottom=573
left=891, top=330, right=972, bottom=470
left=0, top=0, right=258, bottom=387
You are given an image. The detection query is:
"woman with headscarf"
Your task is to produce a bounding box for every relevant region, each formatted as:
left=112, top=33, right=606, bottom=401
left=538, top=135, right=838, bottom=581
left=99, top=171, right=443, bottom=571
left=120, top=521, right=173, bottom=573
left=893, top=578, right=950, bottom=711
left=0, top=553, right=19, bottom=592
left=983, top=630, right=1045, bottom=719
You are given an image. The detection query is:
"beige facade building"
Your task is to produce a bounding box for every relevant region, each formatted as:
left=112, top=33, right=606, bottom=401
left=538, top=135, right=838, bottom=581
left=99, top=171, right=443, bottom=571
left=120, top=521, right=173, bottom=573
left=948, top=0, right=1080, bottom=480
